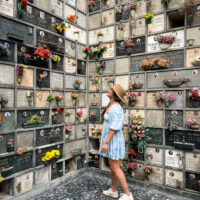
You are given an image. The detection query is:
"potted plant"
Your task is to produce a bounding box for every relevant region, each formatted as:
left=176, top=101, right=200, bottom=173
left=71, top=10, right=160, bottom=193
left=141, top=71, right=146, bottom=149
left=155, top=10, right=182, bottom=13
left=65, top=125, right=72, bottom=139
left=0, top=96, right=8, bottom=109
left=127, top=162, right=138, bottom=177
left=154, top=91, right=165, bottom=107
left=16, top=65, right=27, bottom=85
left=95, top=60, right=106, bottom=74
left=26, top=91, right=34, bottom=107
left=71, top=93, right=78, bottom=105
left=7, top=139, right=14, bottom=153
left=90, top=76, right=100, bottom=90
left=82, top=46, right=90, bottom=58
left=97, top=31, right=104, bottom=43
left=0, top=114, right=2, bottom=126
left=156, top=34, right=176, bottom=50
left=115, top=6, right=122, bottom=21
left=74, top=30, right=80, bottom=41
left=126, top=92, right=138, bottom=107
left=123, top=38, right=134, bottom=55
left=76, top=110, right=83, bottom=122
left=0, top=42, right=10, bottom=57
left=186, top=118, right=199, bottom=129
left=192, top=56, right=200, bottom=66
left=128, top=149, right=137, bottom=161
left=55, top=22, right=67, bottom=34
left=34, top=46, right=50, bottom=67
left=55, top=95, right=64, bottom=106
left=42, top=150, right=60, bottom=165
left=73, top=78, right=83, bottom=90
left=128, top=80, right=143, bottom=90
left=52, top=108, right=61, bottom=124
left=165, top=92, right=176, bottom=107
left=143, top=166, right=154, bottom=180
left=52, top=55, right=60, bottom=65
left=145, top=13, right=154, bottom=24
left=71, top=146, right=83, bottom=156
left=89, top=112, right=96, bottom=122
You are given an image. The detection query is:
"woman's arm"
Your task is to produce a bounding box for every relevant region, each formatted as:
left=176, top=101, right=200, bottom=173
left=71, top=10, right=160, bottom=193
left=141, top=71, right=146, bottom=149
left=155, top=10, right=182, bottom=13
left=101, top=129, right=115, bottom=153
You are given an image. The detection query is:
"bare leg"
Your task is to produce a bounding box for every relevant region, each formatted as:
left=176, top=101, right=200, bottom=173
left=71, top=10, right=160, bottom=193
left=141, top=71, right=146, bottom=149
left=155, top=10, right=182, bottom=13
left=109, top=158, right=130, bottom=196
left=111, top=170, right=118, bottom=192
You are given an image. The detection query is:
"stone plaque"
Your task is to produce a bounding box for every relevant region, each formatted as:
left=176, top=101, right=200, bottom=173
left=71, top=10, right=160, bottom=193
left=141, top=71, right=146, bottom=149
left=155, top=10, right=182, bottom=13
left=17, top=110, right=49, bottom=129
left=16, top=172, right=33, bottom=195
left=116, top=40, right=130, bottom=57
left=165, top=149, right=183, bottom=169
left=0, top=111, right=15, bottom=132
left=36, top=126, right=63, bottom=147
left=165, top=110, right=183, bottom=127
left=77, top=44, right=86, bottom=60
left=186, top=90, right=200, bottom=108
left=89, top=107, right=100, bottom=122
left=65, top=75, right=86, bottom=90
left=65, top=3, right=75, bottom=20
left=167, top=0, right=184, bottom=9
left=0, top=155, right=14, bottom=177
left=89, top=77, right=101, bottom=91
left=135, top=1, right=146, bottom=18
left=52, top=55, right=63, bottom=71
left=65, top=109, right=75, bottom=124
left=77, top=93, right=86, bottom=107
left=186, top=48, right=200, bottom=67
left=65, top=40, right=76, bottom=57
left=77, top=60, right=86, bottom=75
left=116, top=22, right=130, bottom=40
left=130, top=110, right=145, bottom=123
left=76, top=124, right=86, bottom=138
left=115, top=76, right=129, bottom=90
left=150, top=0, right=164, bottom=13
left=76, top=0, right=86, bottom=12
left=102, top=9, right=114, bottom=26
left=36, top=69, right=50, bottom=88
left=17, top=89, right=34, bottom=108
left=147, top=92, right=162, bottom=108
left=103, top=43, right=114, bottom=58
left=37, top=29, right=65, bottom=54
left=17, top=131, right=34, bottom=150
left=65, top=92, right=76, bottom=107
left=0, top=16, right=34, bottom=45
left=148, top=166, right=163, bottom=185
left=89, top=93, right=101, bottom=106
left=51, top=73, right=64, bottom=90
left=147, top=128, right=163, bottom=145
left=131, top=163, right=145, bottom=180
left=77, top=108, right=87, bottom=123
left=116, top=4, right=130, bottom=22
left=147, top=30, right=184, bottom=53
left=166, top=91, right=184, bottom=108
left=0, top=0, right=13, bottom=17
left=185, top=153, right=200, bottom=172
left=0, top=88, right=14, bottom=108
left=187, top=27, right=200, bottom=47
left=51, top=162, right=63, bottom=180
left=0, top=64, right=14, bottom=86
left=35, top=144, right=63, bottom=167
left=102, top=0, right=115, bottom=9
left=148, top=14, right=165, bottom=34
left=78, top=29, right=87, bottom=45
left=35, top=0, right=50, bottom=12
left=0, top=133, right=14, bottom=154
left=102, top=77, right=112, bottom=91
left=102, top=26, right=115, bottom=43
left=131, top=50, right=184, bottom=72
left=51, top=0, right=63, bottom=18
left=116, top=58, right=129, bottom=74
left=146, top=110, right=163, bottom=127
left=102, top=93, right=110, bottom=107
left=35, top=166, right=50, bottom=186
left=0, top=40, right=14, bottom=63
left=186, top=172, right=200, bottom=192
left=64, top=58, right=76, bottom=74
left=89, top=0, right=100, bottom=13
left=186, top=110, right=200, bottom=125
left=88, top=62, right=98, bottom=76
left=89, top=13, right=101, bottom=29
left=77, top=12, right=86, bottom=29
left=165, top=169, right=183, bottom=188
left=36, top=90, right=50, bottom=108
left=135, top=92, right=145, bottom=108
left=18, top=68, right=34, bottom=88
left=131, top=19, right=146, bottom=37
left=89, top=30, right=98, bottom=45
left=130, top=74, right=145, bottom=89
left=146, top=147, right=163, bottom=165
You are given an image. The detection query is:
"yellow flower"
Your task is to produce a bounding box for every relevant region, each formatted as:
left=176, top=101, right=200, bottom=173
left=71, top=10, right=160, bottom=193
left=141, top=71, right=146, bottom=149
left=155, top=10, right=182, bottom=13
left=42, top=157, right=47, bottom=162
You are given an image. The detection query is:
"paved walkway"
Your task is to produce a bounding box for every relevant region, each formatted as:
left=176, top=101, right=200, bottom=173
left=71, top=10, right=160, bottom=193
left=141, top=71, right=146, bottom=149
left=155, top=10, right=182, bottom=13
left=33, top=172, right=194, bottom=200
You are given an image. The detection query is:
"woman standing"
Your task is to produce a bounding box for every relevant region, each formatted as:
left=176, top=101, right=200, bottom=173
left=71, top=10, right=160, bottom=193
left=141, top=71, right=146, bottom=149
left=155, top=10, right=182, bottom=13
left=99, top=84, right=134, bottom=200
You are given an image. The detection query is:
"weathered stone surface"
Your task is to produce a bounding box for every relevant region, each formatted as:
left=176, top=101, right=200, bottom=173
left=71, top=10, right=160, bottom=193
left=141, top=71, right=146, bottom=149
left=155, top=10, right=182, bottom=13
left=0, top=64, right=14, bottom=85
left=35, top=166, right=50, bottom=186
left=17, top=131, right=34, bottom=150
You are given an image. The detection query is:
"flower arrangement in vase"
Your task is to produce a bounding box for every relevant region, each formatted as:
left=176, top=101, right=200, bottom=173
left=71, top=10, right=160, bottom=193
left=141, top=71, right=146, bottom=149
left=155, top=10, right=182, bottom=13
left=52, top=55, right=60, bottom=65
left=167, top=121, right=178, bottom=132
left=95, top=60, right=106, bottom=74
left=26, top=91, right=34, bottom=107
left=165, top=92, right=176, bottom=107
left=83, top=46, right=91, bottom=58
left=123, top=38, right=134, bottom=55
left=71, top=93, right=78, bottom=105
left=154, top=91, right=165, bottom=107
left=127, top=162, right=138, bottom=177
left=34, top=46, right=50, bottom=67
left=65, top=125, right=72, bottom=139
left=145, top=13, right=154, bottom=24
left=143, top=166, right=154, bottom=179
left=55, top=95, right=64, bottom=106
left=74, top=30, right=80, bottom=41
left=186, top=118, right=199, bottom=129
left=130, top=114, right=144, bottom=125
left=7, top=139, right=14, bottom=152
left=88, top=0, right=95, bottom=7
left=97, top=31, right=104, bottom=43
left=0, top=114, right=2, bottom=126
left=0, top=96, right=8, bottom=109
left=0, top=42, right=10, bottom=56
left=188, top=88, right=200, bottom=107
left=90, top=45, right=108, bottom=60
left=128, top=80, right=143, bottom=90
left=16, top=65, right=27, bottom=85
left=17, top=148, right=25, bottom=155
left=55, top=22, right=67, bottom=34
left=18, top=0, right=28, bottom=10
left=65, top=109, right=71, bottom=117
left=25, top=114, right=42, bottom=126
left=73, top=78, right=83, bottom=90
left=90, top=76, right=100, bottom=90
left=90, top=127, right=102, bottom=138
left=76, top=110, right=83, bottom=121
left=52, top=108, right=61, bottom=121
left=71, top=146, right=83, bottom=156
left=67, top=15, right=76, bottom=23
left=46, top=94, right=55, bottom=103
left=192, top=56, right=200, bottom=66
left=42, top=150, right=60, bottom=165
left=156, top=34, right=176, bottom=50
left=89, top=112, right=96, bottom=122
left=126, top=92, right=138, bottom=107
left=128, top=149, right=137, bottom=161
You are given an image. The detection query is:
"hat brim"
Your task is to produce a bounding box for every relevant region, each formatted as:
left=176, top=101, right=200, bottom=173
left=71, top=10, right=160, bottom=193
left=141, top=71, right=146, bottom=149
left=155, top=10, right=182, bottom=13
left=112, top=86, right=127, bottom=104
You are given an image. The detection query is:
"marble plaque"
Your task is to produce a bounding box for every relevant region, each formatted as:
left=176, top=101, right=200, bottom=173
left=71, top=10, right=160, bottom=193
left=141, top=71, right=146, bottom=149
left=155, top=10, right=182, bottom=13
left=51, top=0, right=63, bottom=17
left=64, top=57, right=76, bottom=74
left=116, top=22, right=130, bottom=40
left=185, top=111, right=200, bottom=124
left=88, top=62, right=98, bottom=76
left=78, top=29, right=87, bottom=45
left=77, top=0, right=86, bottom=13
left=150, top=0, right=164, bottom=13
left=51, top=73, right=64, bottom=90
left=0, top=111, right=15, bottom=132
left=65, top=92, right=76, bottom=107
left=35, top=166, right=50, bottom=186
left=131, top=19, right=146, bottom=37
left=16, top=172, right=33, bottom=195
left=65, top=40, right=76, bottom=57
left=148, top=166, right=163, bottom=185
left=146, top=147, right=163, bottom=165
left=102, top=77, right=113, bottom=91
left=146, top=110, right=163, bottom=127
left=116, top=58, right=129, bottom=74
left=147, top=128, right=163, bottom=145
left=115, top=76, right=129, bottom=91
left=185, top=153, right=200, bottom=172
left=186, top=172, right=200, bottom=192
left=89, top=30, right=98, bottom=45
left=186, top=48, right=200, bottom=67
left=89, top=13, right=101, bottom=30
left=65, top=109, right=75, bottom=123
left=165, top=91, right=184, bottom=108
left=65, top=75, right=86, bottom=90
left=102, top=9, right=114, bottom=26
left=148, top=14, right=165, bottom=34
left=103, top=43, right=114, bottom=58
left=17, top=89, right=34, bottom=108
left=77, top=93, right=86, bottom=107
left=130, top=74, right=145, bottom=89
left=35, top=0, right=50, bottom=11
left=165, top=149, right=183, bottom=169
left=65, top=4, right=76, bottom=20
left=89, top=93, right=101, bottom=106
left=135, top=1, right=146, bottom=18
left=89, top=77, right=101, bottom=91
left=130, top=110, right=145, bottom=123
left=77, top=12, right=86, bottom=29
left=77, top=44, right=86, bottom=60
left=0, top=133, right=14, bottom=154
left=165, top=110, right=183, bottom=127
left=132, top=92, right=144, bottom=108
left=17, top=131, right=34, bottom=150
left=102, top=93, right=110, bottom=107
left=0, top=0, right=13, bottom=17
left=76, top=124, right=86, bottom=138
left=77, top=108, right=87, bottom=123
left=167, top=0, right=184, bottom=9
left=18, top=68, right=33, bottom=87
left=187, top=27, right=200, bottom=47
left=66, top=0, right=76, bottom=7
left=0, top=64, right=14, bottom=86
left=36, top=91, right=50, bottom=108
left=165, top=169, right=183, bottom=188
left=147, top=92, right=162, bottom=108
left=102, top=26, right=115, bottom=43
left=0, top=88, right=14, bottom=108
left=123, top=110, right=128, bottom=124
left=147, top=30, right=184, bottom=53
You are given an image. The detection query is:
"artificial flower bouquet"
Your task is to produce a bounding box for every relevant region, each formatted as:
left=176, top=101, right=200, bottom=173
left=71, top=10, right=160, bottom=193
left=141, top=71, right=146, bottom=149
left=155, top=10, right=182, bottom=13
left=65, top=125, right=72, bottom=135
left=0, top=42, right=10, bottom=56
left=186, top=117, right=199, bottom=129
left=90, top=45, right=108, bottom=60
left=126, top=92, right=138, bottom=106
left=55, top=22, right=67, bottom=33
left=145, top=13, right=154, bottom=24
left=89, top=112, right=96, bottom=122
left=143, top=166, right=154, bottom=177
left=189, top=88, right=200, bottom=101
left=95, top=60, right=106, bottom=73
left=90, top=127, right=102, bottom=137
left=16, top=65, right=27, bottom=84
left=42, top=150, right=60, bottom=165
left=73, top=78, right=83, bottom=89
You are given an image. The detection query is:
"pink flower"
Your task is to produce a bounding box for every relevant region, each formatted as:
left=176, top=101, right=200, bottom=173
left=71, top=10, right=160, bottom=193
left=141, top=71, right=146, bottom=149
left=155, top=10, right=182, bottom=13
left=139, top=137, right=142, bottom=141
left=132, top=125, right=135, bottom=129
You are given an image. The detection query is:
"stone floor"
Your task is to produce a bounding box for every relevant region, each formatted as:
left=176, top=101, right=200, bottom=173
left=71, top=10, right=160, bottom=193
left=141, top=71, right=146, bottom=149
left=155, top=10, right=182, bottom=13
left=32, top=172, right=194, bottom=200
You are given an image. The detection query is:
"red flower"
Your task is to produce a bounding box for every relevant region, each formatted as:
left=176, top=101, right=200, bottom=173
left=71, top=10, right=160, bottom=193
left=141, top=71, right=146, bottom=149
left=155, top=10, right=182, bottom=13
left=56, top=108, right=61, bottom=113
left=21, top=0, right=28, bottom=7
left=80, top=147, right=83, bottom=153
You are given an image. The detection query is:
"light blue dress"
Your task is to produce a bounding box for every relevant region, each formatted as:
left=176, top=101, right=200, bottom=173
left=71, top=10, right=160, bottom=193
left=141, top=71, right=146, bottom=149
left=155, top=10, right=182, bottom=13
left=99, top=104, right=125, bottom=160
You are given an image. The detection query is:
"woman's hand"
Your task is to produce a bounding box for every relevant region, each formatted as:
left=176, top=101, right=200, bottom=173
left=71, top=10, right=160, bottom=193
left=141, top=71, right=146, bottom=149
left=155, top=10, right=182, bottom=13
left=101, top=143, right=108, bottom=153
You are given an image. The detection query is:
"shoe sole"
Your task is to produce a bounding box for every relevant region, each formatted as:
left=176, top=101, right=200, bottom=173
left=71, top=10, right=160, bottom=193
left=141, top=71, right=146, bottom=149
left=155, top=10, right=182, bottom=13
left=102, top=192, right=119, bottom=199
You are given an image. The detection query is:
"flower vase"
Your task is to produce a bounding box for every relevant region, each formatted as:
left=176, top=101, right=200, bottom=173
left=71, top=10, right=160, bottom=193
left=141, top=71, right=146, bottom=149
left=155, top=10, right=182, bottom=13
left=159, top=43, right=171, bottom=50
left=28, top=99, right=33, bottom=107
left=17, top=76, right=22, bottom=85
left=73, top=83, right=80, bottom=90
left=74, top=33, right=79, bottom=41
left=187, top=15, right=194, bottom=26
left=131, top=170, right=136, bottom=177
left=131, top=10, right=135, bottom=18
left=98, top=35, right=103, bottom=43
left=129, top=100, right=136, bottom=107
left=65, top=134, right=70, bottom=140
left=126, top=47, right=132, bottom=55
left=83, top=52, right=87, bottom=59
left=99, top=68, right=103, bottom=74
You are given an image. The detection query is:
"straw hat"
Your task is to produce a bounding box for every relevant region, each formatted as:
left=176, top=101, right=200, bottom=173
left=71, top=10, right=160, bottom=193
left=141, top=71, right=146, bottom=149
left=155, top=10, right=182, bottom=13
left=112, top=84, right=126, bottom=104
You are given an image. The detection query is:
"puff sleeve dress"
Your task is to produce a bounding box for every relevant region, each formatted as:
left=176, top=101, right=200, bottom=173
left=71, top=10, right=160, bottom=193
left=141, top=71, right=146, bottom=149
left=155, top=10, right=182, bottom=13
left=99, top=104, right=125, bottom=160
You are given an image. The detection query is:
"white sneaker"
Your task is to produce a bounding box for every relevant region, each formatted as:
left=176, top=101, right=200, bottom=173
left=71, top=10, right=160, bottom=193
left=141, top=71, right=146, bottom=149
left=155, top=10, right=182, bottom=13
left=103, top=188, right=119, bottom=198
left=119, top=192, right=134, bottom=200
